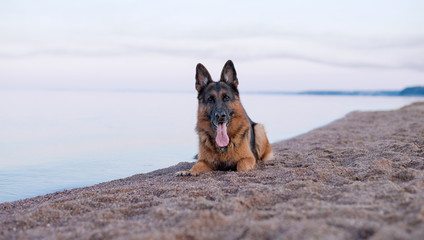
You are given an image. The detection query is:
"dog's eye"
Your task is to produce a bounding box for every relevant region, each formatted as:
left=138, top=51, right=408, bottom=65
left=223, top=94, right=230, bottom=102
left=207, top=96, right=215, bottom=103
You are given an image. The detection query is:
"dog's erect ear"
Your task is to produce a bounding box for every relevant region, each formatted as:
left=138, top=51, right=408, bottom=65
left=220, top=60, right=238, bottom=88
left=195, top=63, right=212, bottom=92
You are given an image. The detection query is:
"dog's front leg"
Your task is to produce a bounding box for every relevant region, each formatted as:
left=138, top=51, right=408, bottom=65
left=176, top=160, right=212, bottom=176
left=236, top=157, right=256, bottom=172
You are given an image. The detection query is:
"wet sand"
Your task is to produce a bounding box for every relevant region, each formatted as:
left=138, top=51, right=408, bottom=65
left=1, top=102, right=423, bottom=240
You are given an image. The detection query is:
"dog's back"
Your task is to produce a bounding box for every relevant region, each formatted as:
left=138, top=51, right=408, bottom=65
left=253, top=123, right=274, bottom=161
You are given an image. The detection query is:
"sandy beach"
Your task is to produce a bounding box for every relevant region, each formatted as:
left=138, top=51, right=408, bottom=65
left=1, top=102, right=423, bottom=240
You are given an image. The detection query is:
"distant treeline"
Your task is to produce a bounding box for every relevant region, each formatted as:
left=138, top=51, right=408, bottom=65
left=399, top=86, right=424, bottom=96
left=299, top=86, right=424, bottom=96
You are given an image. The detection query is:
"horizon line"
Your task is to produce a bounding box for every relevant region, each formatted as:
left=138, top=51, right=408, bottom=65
left=1, top=86, right=423, bottom=97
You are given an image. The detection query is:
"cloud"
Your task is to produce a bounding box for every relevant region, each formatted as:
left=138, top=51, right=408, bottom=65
left=1, top=36, right=423, bottom=73
left=258, top=52, right=424, bottom=72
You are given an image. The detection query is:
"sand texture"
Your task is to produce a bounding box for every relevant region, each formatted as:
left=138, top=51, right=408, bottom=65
left=1, top=102, right=424, bottom=240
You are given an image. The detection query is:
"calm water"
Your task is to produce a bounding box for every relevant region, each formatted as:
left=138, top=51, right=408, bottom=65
left=0, top=90, right=422, bottom=203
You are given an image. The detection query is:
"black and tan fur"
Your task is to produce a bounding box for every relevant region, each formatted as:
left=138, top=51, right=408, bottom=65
left=177, top=60, right=273, bottom=176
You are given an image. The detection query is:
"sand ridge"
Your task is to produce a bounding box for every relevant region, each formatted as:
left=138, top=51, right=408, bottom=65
left=1, top=102, right=423, bottom=239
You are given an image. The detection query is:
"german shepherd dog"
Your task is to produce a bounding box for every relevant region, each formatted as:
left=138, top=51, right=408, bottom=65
left=177, top=60, right=273, bottom=176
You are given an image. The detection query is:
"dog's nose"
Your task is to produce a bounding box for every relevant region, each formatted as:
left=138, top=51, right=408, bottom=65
left=215, top=111, right=227, bottom=122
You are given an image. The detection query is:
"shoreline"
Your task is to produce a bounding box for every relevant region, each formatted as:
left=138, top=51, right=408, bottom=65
left=1, top=102, right=424, bottom=239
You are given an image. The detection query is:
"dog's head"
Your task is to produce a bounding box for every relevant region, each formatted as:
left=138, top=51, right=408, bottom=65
left=195, top=60, right=240, bottom=148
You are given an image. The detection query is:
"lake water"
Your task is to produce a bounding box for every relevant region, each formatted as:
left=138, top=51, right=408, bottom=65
left=0, top=90, right=422, bottom=203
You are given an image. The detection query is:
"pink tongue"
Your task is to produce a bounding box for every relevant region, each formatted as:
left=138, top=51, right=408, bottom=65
left=216, top=123, right=230, bottom=147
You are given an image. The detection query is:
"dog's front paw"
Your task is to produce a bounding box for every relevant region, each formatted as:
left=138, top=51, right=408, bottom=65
left=175, top=171, right=199, bottom=177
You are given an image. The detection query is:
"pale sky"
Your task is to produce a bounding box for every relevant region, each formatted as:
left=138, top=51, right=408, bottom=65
left=0, top=0, right=423, bottom=91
